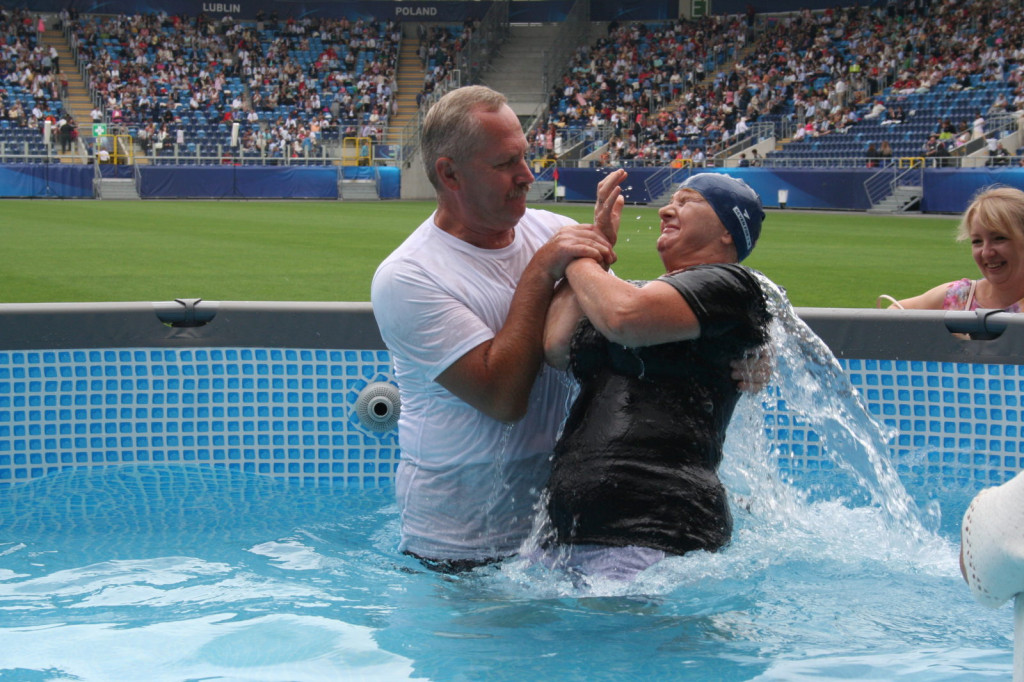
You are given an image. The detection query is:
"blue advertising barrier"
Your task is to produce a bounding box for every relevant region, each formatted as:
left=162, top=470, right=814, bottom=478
left=554, top=167, right=1024, bottom=214
left=372, top=167, right=401, bottom=199
left=555, top=167, right=882, bottom=208
left=136, top=166, right=401, bottom=199
left=0, top=164, right=92, bottom=198
left=1, top=162, right=1017, bottom=209
left=0, top=164, right=402, bottom=200
left=922, top=168, right=1024, bottom=213
left=138, top=166, right=339, bottom=199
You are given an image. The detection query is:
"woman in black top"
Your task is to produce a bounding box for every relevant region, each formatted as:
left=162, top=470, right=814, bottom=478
left=542, top=171, right=772, bottom=576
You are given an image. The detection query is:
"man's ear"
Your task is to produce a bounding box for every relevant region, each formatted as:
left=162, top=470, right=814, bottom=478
left=436, top=157, right=459, bottom=190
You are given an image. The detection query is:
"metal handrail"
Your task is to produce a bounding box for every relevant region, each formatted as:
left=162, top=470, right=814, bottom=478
left=715, top=122, right=776, bottom=160
left=459, top=0, right=510, bottom=85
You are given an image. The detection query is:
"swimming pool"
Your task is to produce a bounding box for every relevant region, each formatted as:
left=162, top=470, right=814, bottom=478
left=0, top=301, right=1020, bottom=680
left=0, top=451, right=1005, bottom=679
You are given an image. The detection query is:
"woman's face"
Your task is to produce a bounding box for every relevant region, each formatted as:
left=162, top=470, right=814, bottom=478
left=970, top=218, right=1024, bottom=289
left=656, top=189, right=729, bottom=269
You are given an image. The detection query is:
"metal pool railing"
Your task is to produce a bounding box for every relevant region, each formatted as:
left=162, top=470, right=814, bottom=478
left=1, top=302, right=1023, bottom=492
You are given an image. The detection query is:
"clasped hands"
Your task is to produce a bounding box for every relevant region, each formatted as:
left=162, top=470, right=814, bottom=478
left=542, top=169, right=628, bottom=280
left=553, top=168, right=772, bottom=393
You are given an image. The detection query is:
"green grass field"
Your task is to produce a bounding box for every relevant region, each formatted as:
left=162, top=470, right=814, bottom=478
left=0, top=199, right=970, bottom=308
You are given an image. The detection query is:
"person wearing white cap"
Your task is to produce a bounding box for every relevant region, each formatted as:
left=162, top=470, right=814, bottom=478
left=541, top=170, right=771, bottom=580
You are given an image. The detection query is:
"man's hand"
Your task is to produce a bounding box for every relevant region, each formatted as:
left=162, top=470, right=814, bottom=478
left=533, top=222, right=616, bottom=282
left=731, top=345, right=774, bottom=394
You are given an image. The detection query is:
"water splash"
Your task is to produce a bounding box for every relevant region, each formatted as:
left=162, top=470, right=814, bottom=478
left=726, top=272, right=927, bottom=541
left=507, top=269, right=941, bottom=595
left=486, top=423, right=518, bottom=547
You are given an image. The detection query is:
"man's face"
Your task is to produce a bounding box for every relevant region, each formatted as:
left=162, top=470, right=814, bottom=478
left=452, top=105, right=535, bottom=235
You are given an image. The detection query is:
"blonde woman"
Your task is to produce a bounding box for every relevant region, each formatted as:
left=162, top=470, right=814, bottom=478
left=893, top=187, right=1024, bottom=311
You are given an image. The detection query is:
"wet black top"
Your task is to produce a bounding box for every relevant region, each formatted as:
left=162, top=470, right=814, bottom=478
left=546, top=263, right=771, bottom=556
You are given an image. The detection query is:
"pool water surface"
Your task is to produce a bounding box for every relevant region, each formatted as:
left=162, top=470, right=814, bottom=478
left=0, top=458, right=1011, bottom=682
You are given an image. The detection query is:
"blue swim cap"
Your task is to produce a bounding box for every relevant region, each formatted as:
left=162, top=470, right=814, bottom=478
left=680, top=173, right=765, bottom=261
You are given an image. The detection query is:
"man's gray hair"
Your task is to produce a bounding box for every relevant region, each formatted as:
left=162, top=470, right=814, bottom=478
left=421, top=85, right=508, bottom=189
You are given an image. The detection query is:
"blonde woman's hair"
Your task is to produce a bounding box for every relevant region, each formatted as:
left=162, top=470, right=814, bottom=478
left=957, top=185, right=1024, bottom=242
left=420, top=85, right=508, bottom=190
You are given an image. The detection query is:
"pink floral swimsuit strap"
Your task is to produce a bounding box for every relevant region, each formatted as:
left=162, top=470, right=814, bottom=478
left=944, top=278, right=1024, bottom=312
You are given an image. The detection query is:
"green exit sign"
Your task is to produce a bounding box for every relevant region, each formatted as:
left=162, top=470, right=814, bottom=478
left=692, top=0, right=708, bottom=17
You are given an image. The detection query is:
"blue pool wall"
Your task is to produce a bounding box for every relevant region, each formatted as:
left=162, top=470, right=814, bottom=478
left=1, top=302, right=1022, bottom=490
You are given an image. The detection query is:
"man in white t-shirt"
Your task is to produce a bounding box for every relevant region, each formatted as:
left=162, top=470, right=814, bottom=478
left=371, top=86, right=615, bottom=570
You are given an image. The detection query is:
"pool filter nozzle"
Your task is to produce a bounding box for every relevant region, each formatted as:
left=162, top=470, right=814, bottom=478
left=355, top=382, right=401, bottom=432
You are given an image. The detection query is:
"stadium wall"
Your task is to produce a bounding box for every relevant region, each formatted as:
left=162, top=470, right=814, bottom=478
left=0, top=164, right=93, bottom=199
left=0, top=165, right=401, bottom=200
left=4, top=164, right=1022, bottom=211
left=554, top=167, right=1024, bottom=214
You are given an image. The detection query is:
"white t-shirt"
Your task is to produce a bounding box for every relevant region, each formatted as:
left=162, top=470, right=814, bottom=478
left=371, top=208, right=577, bottom=561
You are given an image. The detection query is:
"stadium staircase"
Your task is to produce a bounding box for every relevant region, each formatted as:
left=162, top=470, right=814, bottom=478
left=339, top=174, right=380, bottom=200
left=866, top=184, right=922, bottom=213
left=382, top=24, right=427, bottom=152
left=864, top=161, right=923, bottom=214
left=96, top=177, right=141, bottom=200
left=39, top=27, right=92, bottom=161
left=480, top=24, right=561, bottom=119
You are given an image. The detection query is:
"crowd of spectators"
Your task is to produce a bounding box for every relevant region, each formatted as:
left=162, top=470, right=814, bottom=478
left=63, top=10, right=403, bottom=158
left=535, top=15, right=751, bottom=165
left=1, top=7, right=69, bottom=139
left=0, top=4, right=483, bottom=161
left=537, top=0, right=1024, bottom=167
left=415, top=21, right=477, bottom=107
left=4, top=0, right=1024, bottom=166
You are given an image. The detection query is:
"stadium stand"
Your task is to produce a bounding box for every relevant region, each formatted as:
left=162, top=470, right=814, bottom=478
left=532, top=0, right=1024, bottom=170
left=0, top=7, right=67, bottom=162
left=64, top=12, right=404, bottom=163
left=2, top=0, right=1022, bottom=175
